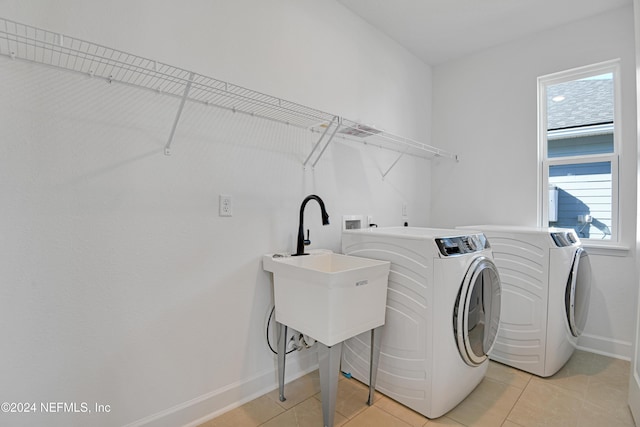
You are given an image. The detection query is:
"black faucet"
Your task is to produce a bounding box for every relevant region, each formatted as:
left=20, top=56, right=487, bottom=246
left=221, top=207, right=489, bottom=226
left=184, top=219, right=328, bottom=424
left=293, top=195, right=330, bottom=256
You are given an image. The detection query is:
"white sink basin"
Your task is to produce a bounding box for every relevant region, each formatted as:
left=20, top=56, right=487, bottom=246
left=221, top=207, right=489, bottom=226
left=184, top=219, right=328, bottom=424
left=263, top=250, right=390, bottom=346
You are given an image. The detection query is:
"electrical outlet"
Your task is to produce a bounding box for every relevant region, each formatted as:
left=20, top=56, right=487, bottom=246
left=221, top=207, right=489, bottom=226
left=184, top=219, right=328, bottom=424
left=219, top=194, right=233, bottom=217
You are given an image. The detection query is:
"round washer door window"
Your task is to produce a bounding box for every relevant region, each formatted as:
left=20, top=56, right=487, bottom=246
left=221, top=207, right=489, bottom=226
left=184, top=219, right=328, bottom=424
left=454, top=256, right=502, bottom=367
left=566, top=247, right=591, bottom=337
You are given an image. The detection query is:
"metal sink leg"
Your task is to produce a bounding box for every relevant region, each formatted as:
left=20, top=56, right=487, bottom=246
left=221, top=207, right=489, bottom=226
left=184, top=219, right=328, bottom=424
left=277, top=322, right=287, bottom=402
left=317, top=341, right=342, bottom=427
left=367, top=326, right=383, bottom=405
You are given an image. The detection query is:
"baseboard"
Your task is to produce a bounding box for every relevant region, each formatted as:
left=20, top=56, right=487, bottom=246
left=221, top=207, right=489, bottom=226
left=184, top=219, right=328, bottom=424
left=122, top=350, right=318, bottom=427
left=577, top=332, right=632, bottom=361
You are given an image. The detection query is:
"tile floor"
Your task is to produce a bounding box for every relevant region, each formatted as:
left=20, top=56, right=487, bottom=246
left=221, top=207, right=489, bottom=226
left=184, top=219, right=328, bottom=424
left=199, top=350, right=634, bottom=427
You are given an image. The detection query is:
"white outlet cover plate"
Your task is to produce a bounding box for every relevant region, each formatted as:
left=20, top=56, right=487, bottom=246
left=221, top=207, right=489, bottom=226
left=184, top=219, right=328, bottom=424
left=219, top=194, right=233, bottom=217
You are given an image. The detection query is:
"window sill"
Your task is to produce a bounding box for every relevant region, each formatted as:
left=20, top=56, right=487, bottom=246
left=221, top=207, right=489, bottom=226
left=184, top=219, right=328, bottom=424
left=582, top=243, right=630, bottom=257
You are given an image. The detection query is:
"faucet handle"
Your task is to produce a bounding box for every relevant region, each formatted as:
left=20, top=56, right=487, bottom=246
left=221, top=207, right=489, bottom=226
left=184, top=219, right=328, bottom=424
left=304, top=229, right=311, bottom=246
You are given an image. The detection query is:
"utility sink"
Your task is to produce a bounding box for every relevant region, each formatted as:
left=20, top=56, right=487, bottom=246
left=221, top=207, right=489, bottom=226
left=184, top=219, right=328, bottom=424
left=263, top=250, right=390, bottom=346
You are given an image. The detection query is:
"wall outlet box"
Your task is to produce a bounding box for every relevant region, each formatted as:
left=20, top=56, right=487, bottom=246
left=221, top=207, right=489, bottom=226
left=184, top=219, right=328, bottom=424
left=219, top=194, right=233, bottom=217
left=343, top=215, right=364, bottom=230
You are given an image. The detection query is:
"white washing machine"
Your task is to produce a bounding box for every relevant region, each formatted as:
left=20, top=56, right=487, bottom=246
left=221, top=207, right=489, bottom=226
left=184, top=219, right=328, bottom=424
left=341, top=227, right=501, bottom=418
left=457, top=225, right=591, bottom=377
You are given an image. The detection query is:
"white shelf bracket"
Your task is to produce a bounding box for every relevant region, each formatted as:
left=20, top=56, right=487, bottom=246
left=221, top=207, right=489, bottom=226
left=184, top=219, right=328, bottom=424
left=303, top=116, right=339, bottom=169
left=164, top=71, right=195, bottom=156
left=311, top=119, right=341, bottom=168
left=381, top=150, right=408, bottom=179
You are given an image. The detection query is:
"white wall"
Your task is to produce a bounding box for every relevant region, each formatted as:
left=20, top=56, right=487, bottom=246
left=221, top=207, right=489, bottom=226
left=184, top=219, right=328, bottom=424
left=0, top=1, right=433, bottom=426
left=431, top=5, right=638, bottom=359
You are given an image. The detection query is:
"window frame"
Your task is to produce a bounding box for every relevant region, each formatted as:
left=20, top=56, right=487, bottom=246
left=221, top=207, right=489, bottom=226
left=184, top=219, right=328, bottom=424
left=537, top=59, right=621, bottom=243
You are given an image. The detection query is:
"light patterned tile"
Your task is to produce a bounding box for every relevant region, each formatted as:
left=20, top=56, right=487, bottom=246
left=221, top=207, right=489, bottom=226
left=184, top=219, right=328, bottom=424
left=261, top=396, right=348, bottom=427
left=203, top=395, right=284, bottom=427
left=534, top=351, right=631, bottom=402
left=315, top=377, right=380, bottom=419
left=426, top=416, right=465, bottom=426
left=374, top=395, right=429, bottom=427
left=446, top=377, right=522, bottom=427
left=585, top=354, right=630, bottom=388
left=486, top=361, right=532, bottom=390
left=506, top=378, right=583, bottom=427
left=576, top=398, right=635, bottom=427
left=584, top=376, right=629, bottom=416
left=540, top=354, right=590, bottom=397
left=265, top=370, right=321, bottom=410
left=344, top=406, right=414, bottom=427
left=201, top=351, right=632, bottom=427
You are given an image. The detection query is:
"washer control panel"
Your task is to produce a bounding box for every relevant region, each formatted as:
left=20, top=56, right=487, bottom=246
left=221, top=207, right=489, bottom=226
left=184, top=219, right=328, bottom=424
left=550, top=229, right=580, bottom=247
left=435, top=234, right=489, bottom=257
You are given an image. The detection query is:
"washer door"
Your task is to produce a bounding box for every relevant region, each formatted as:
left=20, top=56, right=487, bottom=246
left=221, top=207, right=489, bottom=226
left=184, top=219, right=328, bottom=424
left=454, top=256, right=501, bottom=367
left=566, top=247, right=591, bottom=337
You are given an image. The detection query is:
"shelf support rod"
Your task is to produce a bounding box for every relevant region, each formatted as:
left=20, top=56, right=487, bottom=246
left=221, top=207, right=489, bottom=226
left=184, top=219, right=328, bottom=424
left=311, top=121, right=340, bottom=168
left=303, top=116, right=338, bottom=168
left=381, top=149, right=408, bottom=179
left=164, top=72, right=195, bottom=156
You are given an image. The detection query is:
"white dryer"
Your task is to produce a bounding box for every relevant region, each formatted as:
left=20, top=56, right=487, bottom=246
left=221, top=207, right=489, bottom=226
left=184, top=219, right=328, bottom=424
left=341, top=227, right=501, bottom=418
left=458, top=225, right=591, bottom=377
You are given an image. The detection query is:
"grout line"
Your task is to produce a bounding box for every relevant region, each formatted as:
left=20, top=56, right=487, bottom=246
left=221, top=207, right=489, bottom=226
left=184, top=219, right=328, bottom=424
left=501, top=375, right=531, bottom=426
left=372, top=396, right=424, bottom=427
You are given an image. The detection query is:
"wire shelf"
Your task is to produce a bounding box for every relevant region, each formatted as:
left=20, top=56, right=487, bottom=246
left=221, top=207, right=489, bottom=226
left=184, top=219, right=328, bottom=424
left=0, top=17, right=458, bottom=166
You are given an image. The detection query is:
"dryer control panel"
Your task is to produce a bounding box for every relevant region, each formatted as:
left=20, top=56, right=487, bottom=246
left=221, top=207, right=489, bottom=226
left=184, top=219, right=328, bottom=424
left=435, top=234, right=490, bottom=257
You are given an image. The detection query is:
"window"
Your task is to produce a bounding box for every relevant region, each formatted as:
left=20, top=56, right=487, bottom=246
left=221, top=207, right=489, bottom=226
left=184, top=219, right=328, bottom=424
left=538, top=60, right=620, bottom=241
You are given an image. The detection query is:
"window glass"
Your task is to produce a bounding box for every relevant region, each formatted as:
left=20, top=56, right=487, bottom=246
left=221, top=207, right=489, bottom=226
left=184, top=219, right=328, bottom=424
left=540, top=63, right=618, bottom=241
left=549, top=162, right=612, bottom=239
left=548, top=133, right=613, bottom=158
left=546, top=73, right=614, bottom=131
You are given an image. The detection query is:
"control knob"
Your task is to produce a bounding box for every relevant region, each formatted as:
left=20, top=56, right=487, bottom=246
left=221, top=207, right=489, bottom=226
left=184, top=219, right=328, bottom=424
left=466, top=236, right=477, bottom=251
